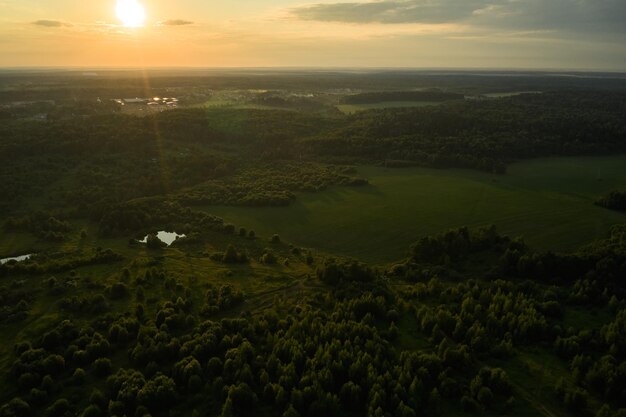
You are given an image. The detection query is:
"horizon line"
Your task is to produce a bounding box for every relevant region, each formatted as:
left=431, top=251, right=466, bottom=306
left=0, top=66, right=625, bottom=77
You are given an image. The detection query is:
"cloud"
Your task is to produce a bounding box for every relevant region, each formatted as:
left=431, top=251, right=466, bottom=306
left=32, top=20, right=71, bottom=28
left=159, top=19, right=194, bottom=26
left=293, top=0, right=484, bottom=24
left=292, top=0, right=626, bottom=35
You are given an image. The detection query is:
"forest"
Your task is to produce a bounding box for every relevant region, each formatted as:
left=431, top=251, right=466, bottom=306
left=1, top=71, right=626, bottom=417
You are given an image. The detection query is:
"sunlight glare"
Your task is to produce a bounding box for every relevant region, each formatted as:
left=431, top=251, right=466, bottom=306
left=116, top=0, right=146, bottom=28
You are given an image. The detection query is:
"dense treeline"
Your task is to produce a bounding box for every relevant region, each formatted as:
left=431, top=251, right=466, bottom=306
left=596, top=191, right=626, bottom=212
left=4, top=213, right=71, bottom=242
left=3, top=70, right=624, bottom=106
left=0, top=248, right=123, bottom=279
left=97, top=198, right=225, bottom=236
left=304, top=91, right=626, bottom=172
left=0, top=108, right=360, bottom=218
left=391, top=224, right=626, bottom=295
left=178, top=164, right=367, bottom=207
left=0, top=273, right=519, bottom=417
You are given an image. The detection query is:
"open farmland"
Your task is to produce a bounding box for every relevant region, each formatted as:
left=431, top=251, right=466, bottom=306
left=208, top=155, right=626, bottom=263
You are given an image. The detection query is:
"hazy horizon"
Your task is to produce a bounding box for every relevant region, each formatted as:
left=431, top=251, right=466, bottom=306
left=1, top=67, right=625, bottom=75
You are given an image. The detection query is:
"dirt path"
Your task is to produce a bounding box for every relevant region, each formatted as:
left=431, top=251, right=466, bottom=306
left=476, top=359, right=561, bottom=417
left=231, top=274, right=324, bottom=314
left=508, top=379, right=560, bottom=417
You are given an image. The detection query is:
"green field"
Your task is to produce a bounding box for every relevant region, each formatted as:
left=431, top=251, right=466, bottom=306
left=207, top=155, right=626, bottom=263
left=336, top=100, right=448, bottom=114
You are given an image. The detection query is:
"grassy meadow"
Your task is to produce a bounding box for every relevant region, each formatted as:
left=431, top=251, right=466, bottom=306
left=335, top=100, right=448, bottom=114
left=207, top=155, right=626, bottom=263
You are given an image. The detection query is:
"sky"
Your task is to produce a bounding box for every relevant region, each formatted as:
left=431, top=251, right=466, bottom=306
left=0, top=0, right=625, bottom=70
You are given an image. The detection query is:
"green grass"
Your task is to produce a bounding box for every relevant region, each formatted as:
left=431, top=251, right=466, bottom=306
left=206, top=155, right=626, bottom=264
left=395, top=314, right=432, bottom=351
left=561, top=305, right=613, bottom=331
left=336, top=101, right=447, bottom=114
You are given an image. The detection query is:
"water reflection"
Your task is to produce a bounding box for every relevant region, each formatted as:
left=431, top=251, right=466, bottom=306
left=0, top=254, right=34, bottom=265
left=140, top=231, right=185, bottom=246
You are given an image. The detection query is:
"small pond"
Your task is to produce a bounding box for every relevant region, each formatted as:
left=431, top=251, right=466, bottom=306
left=140, top=231, right=186, bottom=246
left=0, top=254, right=35, bottom=265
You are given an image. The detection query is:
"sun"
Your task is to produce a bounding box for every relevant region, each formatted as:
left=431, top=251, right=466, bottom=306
left=116, top=0, right=146, bottom=28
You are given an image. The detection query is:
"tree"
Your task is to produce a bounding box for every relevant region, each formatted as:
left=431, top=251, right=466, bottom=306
left=283, top=405, right=300, bottom=417
left=396, top=401, right=416, bottom=417
left=228, top=383, right=258, bottom=413
left=45, top=399, right=70, bottom=417
left=596, top=405, right=612, bottom=417
left=146, top=234, right=165, bottom=250
left=0, top=398, right=31, bottom=417
left=221, top=398, right=234, bottom=417
left=72, top=368, right=86, bottom=384
left=137, top=375, right=177, bottom=409
left=80, top=405, right=103, bottom=417
left=94, top=358, right=112, bottom=376
left=477, top=387, right=493, bottom=408
left=261, top=250, right=277, bottom=265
